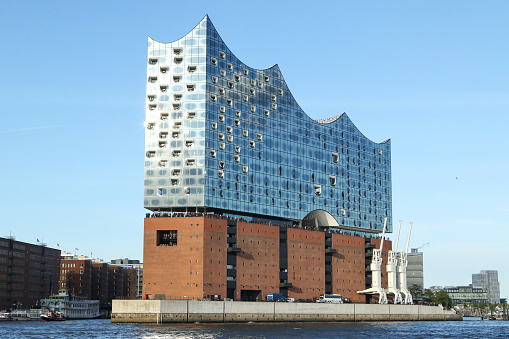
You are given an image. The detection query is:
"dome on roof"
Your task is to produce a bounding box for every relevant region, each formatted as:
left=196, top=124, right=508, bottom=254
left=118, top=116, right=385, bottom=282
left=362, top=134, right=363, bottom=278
left=302, top=209, right=339, bottom=228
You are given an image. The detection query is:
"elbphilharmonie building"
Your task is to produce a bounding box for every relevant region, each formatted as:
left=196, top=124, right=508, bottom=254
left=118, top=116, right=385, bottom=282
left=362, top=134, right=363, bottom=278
left=144, top=15, right=392, bottom=234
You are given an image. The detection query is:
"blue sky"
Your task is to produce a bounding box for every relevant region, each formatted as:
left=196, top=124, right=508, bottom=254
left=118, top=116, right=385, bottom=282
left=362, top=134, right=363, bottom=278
left=1, top=1, right=508, bottom=297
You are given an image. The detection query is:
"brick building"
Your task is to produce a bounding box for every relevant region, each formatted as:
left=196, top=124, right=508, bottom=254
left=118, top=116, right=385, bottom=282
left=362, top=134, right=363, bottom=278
left=0, top=237, right=60, bottom=309
left=143, top=216, right=391, bottom=302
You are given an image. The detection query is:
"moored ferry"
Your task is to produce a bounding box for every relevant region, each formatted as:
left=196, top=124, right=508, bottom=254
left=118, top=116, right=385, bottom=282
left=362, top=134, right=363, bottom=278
left=40, top=291, right=102, bottom=319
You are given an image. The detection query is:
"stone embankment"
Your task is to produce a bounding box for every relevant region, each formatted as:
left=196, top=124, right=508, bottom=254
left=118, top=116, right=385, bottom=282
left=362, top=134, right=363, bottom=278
left=111, top=300, right=462, bottom=323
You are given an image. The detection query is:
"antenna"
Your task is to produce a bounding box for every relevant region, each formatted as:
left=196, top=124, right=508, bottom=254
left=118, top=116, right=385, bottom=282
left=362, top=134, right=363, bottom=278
left=404, top=222, right=413, bottom=254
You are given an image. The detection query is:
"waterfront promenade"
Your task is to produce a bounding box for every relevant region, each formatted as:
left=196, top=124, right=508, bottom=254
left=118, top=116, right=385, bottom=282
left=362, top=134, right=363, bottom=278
left=111, top=300, right=461, bottom=323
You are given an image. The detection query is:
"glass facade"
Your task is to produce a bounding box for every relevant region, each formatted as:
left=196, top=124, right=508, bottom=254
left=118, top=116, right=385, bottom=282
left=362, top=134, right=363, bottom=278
left=144, top=16, right=392, bottom=233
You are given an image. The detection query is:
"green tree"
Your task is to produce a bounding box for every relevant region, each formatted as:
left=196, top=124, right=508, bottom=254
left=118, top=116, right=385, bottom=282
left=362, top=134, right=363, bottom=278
left=423, top=286, right=453, bottom=308
left=409, top=284, right=423, bottom=300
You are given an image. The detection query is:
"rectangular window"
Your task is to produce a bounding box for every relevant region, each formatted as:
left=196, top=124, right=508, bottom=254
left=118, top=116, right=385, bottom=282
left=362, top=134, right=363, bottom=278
left=157, top=230, right=178, bottom=246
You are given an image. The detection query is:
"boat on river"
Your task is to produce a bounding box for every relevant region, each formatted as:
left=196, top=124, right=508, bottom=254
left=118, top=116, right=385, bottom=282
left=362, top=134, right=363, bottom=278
left=41, top=310, right=66, bottom=321
left=40, top=291, right=102, bottom=320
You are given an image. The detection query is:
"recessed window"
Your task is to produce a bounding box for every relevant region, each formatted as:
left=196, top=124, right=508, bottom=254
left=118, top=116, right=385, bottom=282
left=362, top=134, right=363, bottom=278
left=235, top=146, right=241, bottom=153
left=158, top=141, right=166, bottom=149
left=243, top=95, right=249, bottom=102
left=173, top=48, right=182, bottom=55
left=314, top=184, right=322, bottom=196
left=173, top=93, right=182, bottom=101
left=157, top=230, right=177, bottom=246
left=187, top=84, right=195, bottom=91
left=218, top=133, right=225, bottom=141
left=278, top=88, right=283, bottom=95
left=160, top=66, right=168, bottom=74
left=172, top=168, right=181, bottom=176
left=227, top=135, right=234, bottom=143
left=234, top=74, right=240, bottom=82
left=258, top=82, right=263, bottom=89
left=147, top=94, right=155, bottom=102
left=234, top=119, right=240, bottom=126
left=251, top=79, right=256, bottom=86
left=212, top=76, right=218, bottom=83
left=256, top=133, right=263, bottom=141
left=187, top=111, right=196, bottom=119
left=185, top=140, right=194, bottom=147
left=211, top=94, right=217, bottom=102
left=234, top=155, right=240, bottom=162
left=227, top=63, right=233, bottom=70
left=329, top=176, right=337, bottom=186
left=250, top=106, right=256, bottom=113
left=340, top=209, right=346, bottom=216
left=211, top=57, right=217, bottom=65
left=219, top=142, right=225, bottom=150
left=172, top=103, right=180, bottom=110
left=272, top=103, right=277, bottom=109
left=218, top=114, right=225, bottom=122
left=172, top=150, right=181, bottom=157
left=210, top=150, right=217, bottom=157
left=249, top=88, right=255, bottom=95
left=332, top=152, right=339, bottom=163
left=264, top=75, right=269, bottom=82
left=187, top=65, right=197, bottom=73
left=227, top=99, right=232, bottom=106
left=160, top=113, right=168, bottom=120
left=249, top=140, right=255, bottom=148
left=157, top=187, right=165, bottom=196
left=271, top=94, right=277, bottom=102
left=173, top=75, right=181, bottom=83
left=171, top=178, right=179, bottom=186
left=159, top=131, right=168, bottom=139
left=146, top=151, right=155, bottom=158
left=159, top=160, right=168, bottom=167
left=219, top=51, right=226, bottom=59
left=160, top=85, right=168, bottom=92
left=219, top=106, right=226, bottom=113
left=218, top=170, right=224, bottom=178
left=228, top=81, right=234, bottom=88
left=173, top=121, right=182, bottom=129
left=186, top=159, right=195, bottom=166
left=378, top=149, right=383, bottom=155
left=149, top=58, right=158, bottom=65
left=226, top=126, right=233, bottom=133
left=148, top=76, right=157, bottom=83
left=242, top=166, right=249, bottom=173
left=264, top=109, right=270, bottom=117
left=174, top=57, right=183, bottom=64
left=147, top=122, right=155, bottom=129
left=219, top=161, right=225, bottom=169
left=235, top=110, right=241, bottom=117
left=220, top=69, right=226, bottom=77
left=219, top=88, right=225, bottom=95
left=148, top=104, right=157, bottom=111
left=172, top=131, right=180, bottom=138
left=211, top=122, right=218, bottom=129
left=243, top=130, right=249, bottom=137
left=243, top=68, right=249, bottom=75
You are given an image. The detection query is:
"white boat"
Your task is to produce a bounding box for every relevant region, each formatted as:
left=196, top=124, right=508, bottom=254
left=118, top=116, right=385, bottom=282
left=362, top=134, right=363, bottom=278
left=10, top=309, right=44, bottom=321
left=40, top=291, right=102, bottom=320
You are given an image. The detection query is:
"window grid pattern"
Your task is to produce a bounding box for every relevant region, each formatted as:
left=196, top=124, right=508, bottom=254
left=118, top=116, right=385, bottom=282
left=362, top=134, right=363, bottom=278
left=144, top=16, right=392, bottom=233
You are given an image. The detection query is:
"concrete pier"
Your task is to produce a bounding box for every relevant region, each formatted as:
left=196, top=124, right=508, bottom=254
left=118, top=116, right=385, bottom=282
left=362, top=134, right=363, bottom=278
left=111, top=300, right=462, bottom=323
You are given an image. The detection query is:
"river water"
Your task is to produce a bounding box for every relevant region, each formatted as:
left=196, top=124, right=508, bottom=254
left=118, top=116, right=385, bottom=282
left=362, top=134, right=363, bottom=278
left=1, top=318, right=508, bottom=338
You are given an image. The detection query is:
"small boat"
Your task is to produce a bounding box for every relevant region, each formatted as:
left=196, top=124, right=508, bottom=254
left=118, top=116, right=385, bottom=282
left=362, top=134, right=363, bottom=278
left=0, top=313, right=13, bottom=321
left=10, top=309, right=44, bottom=321
left=41, top=311, right=66, bottom=322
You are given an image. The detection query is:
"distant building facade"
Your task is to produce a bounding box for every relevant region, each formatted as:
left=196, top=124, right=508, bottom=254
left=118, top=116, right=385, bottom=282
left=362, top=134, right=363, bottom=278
left=111, top=259, right=143, bottom=299
left=443, top=285, right=488, bottom=305
left=59, top=253, right=137, bottom=305
left=0, top=237, right=60, bottom=309
left=472, top=270, right=500, bottom=304
left=142, top=16, right=393, bottom=303
left=406, top=248, right=424, bottom=288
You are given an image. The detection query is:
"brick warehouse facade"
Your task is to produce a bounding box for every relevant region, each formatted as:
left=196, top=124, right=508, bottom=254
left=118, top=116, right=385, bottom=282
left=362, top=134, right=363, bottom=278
left=143, top=216, right=391, bottom=302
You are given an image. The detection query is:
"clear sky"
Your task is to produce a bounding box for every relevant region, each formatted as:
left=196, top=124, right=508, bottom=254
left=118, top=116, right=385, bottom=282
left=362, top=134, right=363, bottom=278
left=1, top=1, right=508, bottom=297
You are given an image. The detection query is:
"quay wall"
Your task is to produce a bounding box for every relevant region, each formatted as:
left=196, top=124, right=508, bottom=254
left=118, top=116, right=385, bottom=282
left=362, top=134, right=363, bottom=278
left=111, top=300, right=462, bottom=323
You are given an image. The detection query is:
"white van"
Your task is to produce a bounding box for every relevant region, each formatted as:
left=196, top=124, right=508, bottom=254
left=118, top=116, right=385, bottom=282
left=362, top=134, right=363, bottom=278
left=317, top=294, right=344, bottom=303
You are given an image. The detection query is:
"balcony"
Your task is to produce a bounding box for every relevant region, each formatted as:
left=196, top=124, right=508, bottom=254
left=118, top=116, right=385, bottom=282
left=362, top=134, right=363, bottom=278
left=280, top=282, right=293, bottom=288
left=227, top=247, right=241, bottom=253
left=325, top=248, right=337, bottom=254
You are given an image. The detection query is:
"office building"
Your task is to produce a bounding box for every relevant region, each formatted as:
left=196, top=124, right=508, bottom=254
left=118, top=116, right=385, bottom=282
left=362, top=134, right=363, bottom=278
left=443, top=286, right=488, bottom=305
left=0, top=237, right=60, bottom=309
left=143, top=16, right=393, bottom=302
left=407, top=248, right=424, bottom=288
left=472, top=270, right=500, bottom=304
